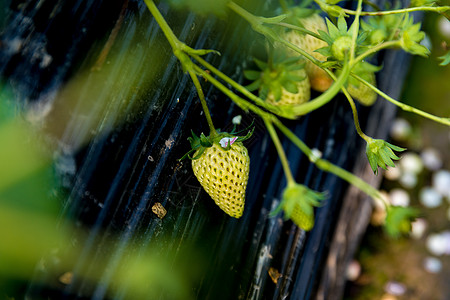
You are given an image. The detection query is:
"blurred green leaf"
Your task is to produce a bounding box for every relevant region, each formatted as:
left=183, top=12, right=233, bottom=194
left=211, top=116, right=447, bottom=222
left=166, top=0, right=229, bottom=16
left=438, top=50, right=450, bottom=66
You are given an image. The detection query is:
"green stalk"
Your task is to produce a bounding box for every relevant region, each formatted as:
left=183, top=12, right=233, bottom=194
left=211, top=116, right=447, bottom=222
left=192, top=65, right=271, bottom=118
left=352, top=74, right=450, bottom=126
left=343, top=5, right=450, bottom=16
left=195, top=52, right=349, bottom=118
left=188, top=71, right=217, bottom=136
left=144, top=0, right=217, bottom=135
left=143, top=0, right=179, bottom=50
left=352, top=41, right=400, bottom=66
left=343, top=88, right=370, bottom=141
left=325, top=70, right=370, bottom=141
left=227, top=1, right=319, bottom=65
left=276, top=22, right=323, bottom=40
left=350, top=0, right=364, bottom=63
left=191, top=54, right=287, bottom=117
left=264, top=118, right=296, bottom=185
left=292, top=61, right=350, bottom=116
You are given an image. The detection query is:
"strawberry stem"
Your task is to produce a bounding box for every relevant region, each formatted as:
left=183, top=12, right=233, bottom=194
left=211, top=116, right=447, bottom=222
left=342, top=5, right=450, bottom=16
left=349, top=0, right=363, bottom=64
left=292, top=61, right=350, bottom=116
left=264, top=118, right=295, bottom=185
left=352, top=41, right=400, bottom=66
left=353, top=74, right=450, bottom=126
left=325, top=69, right=371, bottom=141
left=188, top=70, right=217, bottom=136
left=343, top=87, right=370, bottom=141
left=144, top=0, right=217, bottom=136
left=191, top=54, right=289, bottom=118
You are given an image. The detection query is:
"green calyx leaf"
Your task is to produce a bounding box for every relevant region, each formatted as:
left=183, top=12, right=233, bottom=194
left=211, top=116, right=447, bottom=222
left=384, top=206, right=419, bottom=238
left=397, top=14, right=430, bottom=57
left=360, top=14, right=402, bottom=45
left=244, top=54, right=307, bottom=102
left=366, top=139, right=406, bottom=175
left=316, top=16, right=367, bottom=62
left=180, top=130, right=213, bottom=161
left=438, top=50, right=450, bottom=66
left=180, top=124, right=254, bottom=160
left=316, top=0, right=347, bottom=18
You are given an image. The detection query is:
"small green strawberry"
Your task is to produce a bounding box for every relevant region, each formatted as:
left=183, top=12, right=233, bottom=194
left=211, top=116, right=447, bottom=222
left=182, top=129, right=252, bottom=218
left=346, top=61, right=381, bottom=106
left=283, top=12, right=333, bottom=92
left=271, top=183, right=326, bottom=231
left=347, top=72, right=377, bottom=106
left=244, top=55, right=310, bottom=106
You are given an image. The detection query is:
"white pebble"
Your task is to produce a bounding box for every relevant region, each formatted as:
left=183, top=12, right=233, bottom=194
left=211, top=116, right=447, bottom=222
left=400, top=152, right=424, bottom=174
left=423, top=257, right=442, bottom=273
left=419, top=187, right=443, bottom=208
left=420, top=148, right=443, bottom=171
left=438, top=16, right=450, bottom=38
left=389, top=189, right=410, bottom=207
left=399, top=172, right=418, bottom=188
left=410, top=218, right=427, bottom=239
left=442, top=231, right=450, bottom=255
left=232, top=115, right=242, bottom=125
left=432, top=170, right=450, bottom=198
left=390, top=118, right=412, bottom=141
left=426, top=233, right=448, bottom=256
left=384, top=281, right=407, bottom=296
left=384, top=166, right=402, bottom=181
left=346, top=260, right=361, bottom=281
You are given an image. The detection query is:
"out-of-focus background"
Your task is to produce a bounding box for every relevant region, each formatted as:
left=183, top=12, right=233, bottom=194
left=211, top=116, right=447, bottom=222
left=344, top=11, right=450, bottom=300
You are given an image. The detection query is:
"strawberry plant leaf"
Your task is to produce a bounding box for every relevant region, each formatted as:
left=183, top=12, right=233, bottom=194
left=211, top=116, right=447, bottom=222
left=245, top=79, right=262, bottom=92
left=243, top=70, right=261, bottom=80
left=253, top=58, right=268, bottom=70
left=325, top=18, right=340, bottom=39
left=261, top=14, right=288, bottom=24
left=337, top=16, right=348, bottom=33
left=438, top=50, right=450, bottom=66
left=283, top=81, right=299, bottom=94
left=272, top=84, right=283, bottom=102
left=384, top=206, right=419, bottom=238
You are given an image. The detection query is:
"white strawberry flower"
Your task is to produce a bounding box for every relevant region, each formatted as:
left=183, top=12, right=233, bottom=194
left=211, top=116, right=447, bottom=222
left=219, top=137, right=237, bottom=148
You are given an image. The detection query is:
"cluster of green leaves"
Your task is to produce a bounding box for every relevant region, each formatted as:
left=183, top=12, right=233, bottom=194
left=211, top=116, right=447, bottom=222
left=316, top=16, right=367, bottom=61
left=180, top=128, right=254, bottom=160
left=244, top=56, right=307, bottom=101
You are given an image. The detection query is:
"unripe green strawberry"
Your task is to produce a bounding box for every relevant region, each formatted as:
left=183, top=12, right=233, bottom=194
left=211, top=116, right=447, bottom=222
left=289, top=201, right=315, bottom=231
left=266, top=68, right=310, bottom=106
left=272, top=183, right=325, bottom=231
left=347, top=72, right=377, bottom=106
left=344, top=61, right=380, bottom=106
left=284, top=14, right=333, bottom=92
left=192, top=141, right=250, bottom=218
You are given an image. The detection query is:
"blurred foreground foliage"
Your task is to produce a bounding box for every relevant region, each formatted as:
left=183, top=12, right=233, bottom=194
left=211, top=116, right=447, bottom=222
left=0, top=84, right=202, bottom=299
